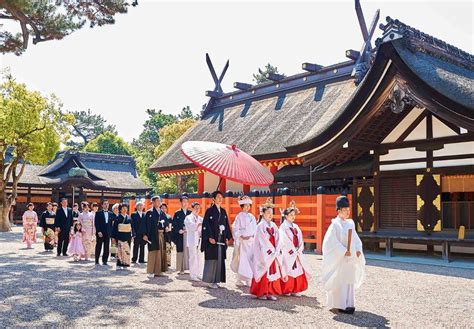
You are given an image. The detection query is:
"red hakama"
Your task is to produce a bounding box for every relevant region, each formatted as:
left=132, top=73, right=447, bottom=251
left=250, top=226, right=283, bottom=297
left=281, top=226, right=308, bottom=294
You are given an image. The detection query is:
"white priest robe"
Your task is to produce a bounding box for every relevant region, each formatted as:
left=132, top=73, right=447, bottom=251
left=184, top=213, right=203, bottom=280
left=231, top=211, right=257, bottom=283
left=250, top=220, right=285, bottom=283
left=279, top=220, right=311, bottom=279
left=321, top=216, right=365, bottom=310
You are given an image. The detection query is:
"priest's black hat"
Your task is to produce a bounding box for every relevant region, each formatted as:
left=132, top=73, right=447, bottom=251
left=336, top=195, right=350, bottom=210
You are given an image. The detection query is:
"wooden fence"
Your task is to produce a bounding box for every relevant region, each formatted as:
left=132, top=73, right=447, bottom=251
left=127, top=189, right=351, bottom=254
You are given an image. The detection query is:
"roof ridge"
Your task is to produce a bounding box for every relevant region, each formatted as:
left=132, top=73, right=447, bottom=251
left=376, top=16, right=474, bottom=69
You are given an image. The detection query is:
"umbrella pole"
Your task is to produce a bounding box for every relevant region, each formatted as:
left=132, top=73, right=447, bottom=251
left=216, top=177, right=223, bottom=191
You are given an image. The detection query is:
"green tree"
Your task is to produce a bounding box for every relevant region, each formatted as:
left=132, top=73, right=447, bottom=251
left=0, top=71, right=71, bottom=231
left=0, top=0, right=137, bottom=55
left=178, top=106, right=199, bottom=120
left=83, top=131, right=131, bottom=155
left=252, top=63, right=286, bottom=84
left=131, top=109, right=177, bottom=188
left=66, top=109, right=116, bottom=149
left=154, top=118, right=197, bottom=194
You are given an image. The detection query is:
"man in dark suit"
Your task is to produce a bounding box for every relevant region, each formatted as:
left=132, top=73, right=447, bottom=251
left=172, top=195, right=191, bottom=274
left=54, top=198, right=73, bottom=256
left=201, top=191, right=232, bottom=288
left=131, top=202, right=146, bottom=263
left=143, top=196, right=170, bottom=277
left=95, top=199, right=113, bottom=265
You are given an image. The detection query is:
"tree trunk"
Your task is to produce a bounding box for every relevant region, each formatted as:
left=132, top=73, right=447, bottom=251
left=0, top=204, right=12, bottom=232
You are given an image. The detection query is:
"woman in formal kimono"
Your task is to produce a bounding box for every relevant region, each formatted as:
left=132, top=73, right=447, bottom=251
left=68, top=221, right=85, bottom=261
left=110, top=203, right=120, bottom=258
left=78, top=202, right=96, bottom=261
left=111, top=203, right=133, bottom=270
left=184, top=202, right=203, bottom=281
left=250, top=199, right=284, bottom=301
left=321, top=196, right=365, bottom=314
left=40, top=202, right=56, bottom=251
left=279, top=201, right=310, bottom=296
left=231, top=195, right=257, bottom=287
left=22, top=203, right=38, bottom=249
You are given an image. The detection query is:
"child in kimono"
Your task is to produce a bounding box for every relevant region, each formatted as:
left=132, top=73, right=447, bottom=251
left=321, top=196, right=365, bottom=314
left=68, top=222, right=85, bottom=261
left=250, top=199, right=284, bottom=301
left=22, top=203, right=38, bottom=249
left=279, top=201, right=310, bottom=296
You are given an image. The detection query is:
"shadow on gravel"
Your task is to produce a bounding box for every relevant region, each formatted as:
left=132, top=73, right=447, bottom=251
left=366, top=259, right=474, bottom=280
left=332, top=310, right=389, bottom=328
left=0, top=253, right=162, bottom=327
left=199, top=287, right=321, bottom=313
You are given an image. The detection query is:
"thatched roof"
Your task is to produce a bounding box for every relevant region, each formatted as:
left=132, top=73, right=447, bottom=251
left=150, top=16, right=473, bottom=173
left=151, top=70, right=357, bottom=171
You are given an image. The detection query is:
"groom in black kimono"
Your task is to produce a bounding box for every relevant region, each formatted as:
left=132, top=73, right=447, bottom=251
left=201, top=190, right=232, bottom=289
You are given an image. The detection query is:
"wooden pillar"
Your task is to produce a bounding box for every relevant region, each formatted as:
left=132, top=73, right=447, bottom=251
left=144, top=195, right=152, bottom=211
left=224, top=192, right=231, bottom=220
left=129, top=198, right=136, bottom=215
left=26, top=187, right=31, bottom=203
left=315, top=190, right=326, bottom=255
left=219, top=178, right=226, bottom=193
left=243, top=184, right=250, bottom=194
left=198, top=172, right=205, bottom=194
left=251, top=194, right=258, bottom=218
left=374, top=151, right=380, bottom=232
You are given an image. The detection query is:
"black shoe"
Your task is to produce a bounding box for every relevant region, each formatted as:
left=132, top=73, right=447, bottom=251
left=103, top=262, right=108, bottom=266
left=57, top=254, right=61, bottom=257
left=345, top=307, right=355, bottom=314
left=63, top=253, right=68, bottom=256
left=139, top=261, right=147, bottom=264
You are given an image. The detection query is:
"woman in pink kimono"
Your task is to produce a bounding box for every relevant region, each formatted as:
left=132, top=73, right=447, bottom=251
left=22, top=203, right=38, bottom=249
left=78, top=202, right=96, bottom=261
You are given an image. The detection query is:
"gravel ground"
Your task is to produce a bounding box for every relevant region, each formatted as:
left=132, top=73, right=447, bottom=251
left=1, top=227, right=473, bottom=328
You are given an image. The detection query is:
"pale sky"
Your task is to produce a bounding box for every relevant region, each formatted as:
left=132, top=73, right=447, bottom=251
left=1, top=0, right=472, bottom=142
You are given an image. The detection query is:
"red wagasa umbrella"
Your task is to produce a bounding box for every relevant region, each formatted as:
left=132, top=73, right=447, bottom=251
left=180, top=141, right=274, bottom=187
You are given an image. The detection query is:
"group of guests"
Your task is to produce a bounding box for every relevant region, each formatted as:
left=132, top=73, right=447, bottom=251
left=21, top=192, right=366, bottom=314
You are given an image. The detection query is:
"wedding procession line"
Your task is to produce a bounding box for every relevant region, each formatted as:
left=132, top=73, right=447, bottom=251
left=20, top=192, right=365, bottom=315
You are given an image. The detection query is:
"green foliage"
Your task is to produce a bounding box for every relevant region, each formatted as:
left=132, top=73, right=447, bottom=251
left=83, top=131, right=131, bottom=155
left=131, top=107, right=199, bottom=194
left=0, top=0, right=135, bottom=55
left=66, top=109, right=117, bottom=149
left=252, top=63, right=286, bottom=84
left=131, top=109, right=177, bottom=189
left=154, top=118, right=195, bottom=159
left=0, top=70, right=70, bottom=231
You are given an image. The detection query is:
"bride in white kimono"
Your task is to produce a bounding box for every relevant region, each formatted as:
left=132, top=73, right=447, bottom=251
left=321, top=196, right=365, bottom=315
left=231, top=196, right=257, bottom=286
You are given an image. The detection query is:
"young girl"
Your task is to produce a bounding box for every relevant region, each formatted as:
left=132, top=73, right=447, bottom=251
left=184, top=202, right=203, bottom=281
left=250, top=199, right=284, bottom=301
left=68, top=222, right=86, bottom=261
left=279, top=201, right=310, bottom=296
left=22, top=203, right=38, bottom=249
